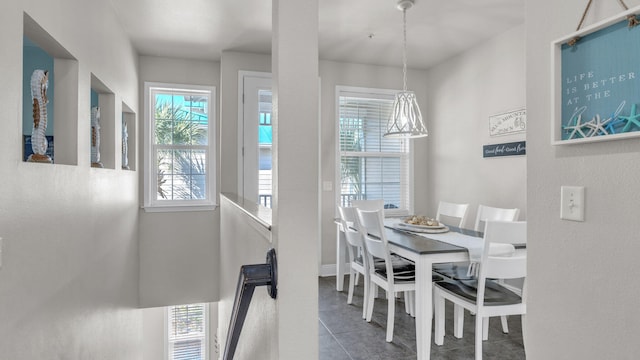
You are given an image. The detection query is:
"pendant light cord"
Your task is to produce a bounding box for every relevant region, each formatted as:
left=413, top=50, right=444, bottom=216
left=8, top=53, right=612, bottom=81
left=402, top=7, right=408, bottom=92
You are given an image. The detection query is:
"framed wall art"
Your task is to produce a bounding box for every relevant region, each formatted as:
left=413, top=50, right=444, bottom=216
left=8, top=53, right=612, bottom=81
left=551, top=5, right=640, bottom=145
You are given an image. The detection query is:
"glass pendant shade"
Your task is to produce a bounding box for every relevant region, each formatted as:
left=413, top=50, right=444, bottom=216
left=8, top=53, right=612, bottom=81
left=384, top=0, right=428, bottom=139
left=385, top=90, right=427, bottom=138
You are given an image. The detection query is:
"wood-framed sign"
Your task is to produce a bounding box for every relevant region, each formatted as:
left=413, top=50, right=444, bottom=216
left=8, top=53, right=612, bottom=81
left=551, top=5, right=640, bottom=145
left=483, top=141, right=526, bottom=158
left=489, top=109, right=526, bottom=137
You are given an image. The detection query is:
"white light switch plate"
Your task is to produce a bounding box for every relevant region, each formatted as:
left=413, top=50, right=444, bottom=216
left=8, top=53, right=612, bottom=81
left=560, top=186, right=585, bottom=221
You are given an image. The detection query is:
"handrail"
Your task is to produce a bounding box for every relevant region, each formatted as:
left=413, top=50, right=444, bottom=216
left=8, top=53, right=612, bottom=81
left=223, top=248, right=278, bottom=360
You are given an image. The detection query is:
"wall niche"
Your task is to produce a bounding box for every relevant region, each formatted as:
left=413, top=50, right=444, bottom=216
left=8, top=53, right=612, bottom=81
left=23, top=12, right=78, bottom=166
left=122, top=102, right=136, bottom=171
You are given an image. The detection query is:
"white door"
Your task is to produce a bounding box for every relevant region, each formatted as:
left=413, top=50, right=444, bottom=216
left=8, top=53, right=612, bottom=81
left=240, top=73, right=273, bottom=207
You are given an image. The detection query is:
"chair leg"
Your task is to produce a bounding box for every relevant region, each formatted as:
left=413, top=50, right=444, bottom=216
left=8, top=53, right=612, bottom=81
left=475, top=315, right=484, bottom=360
left=500, top=315, right=509, bottom=333
left=362, top=273, right=369, bottom=319
left=482, top=317, right=489, bottom=341
left=366, top=282, right=375, bottom=322
left=354, top=272, right=360, bottom=286
left=454, top=304, right=464, bottom=338
left=434, top=288, right=445, bottom=345
left=403, top=291, right=410, bottom=314
left=497, top=280, right=509, bottom=333
left=386, top=292, right=395, bottom=342
left=521, top=314, right=527, bottom=352
left=347, top=270, right=355, bottom=304
left=409, top=291, right=415, bottom=317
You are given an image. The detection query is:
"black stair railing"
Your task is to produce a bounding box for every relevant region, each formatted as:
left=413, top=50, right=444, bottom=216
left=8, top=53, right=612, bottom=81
left=223, top=248, right=278, bottom=360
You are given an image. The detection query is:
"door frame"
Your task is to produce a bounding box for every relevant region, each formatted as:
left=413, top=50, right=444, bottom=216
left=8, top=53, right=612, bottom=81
left=237, top=71, right=272, bottom=200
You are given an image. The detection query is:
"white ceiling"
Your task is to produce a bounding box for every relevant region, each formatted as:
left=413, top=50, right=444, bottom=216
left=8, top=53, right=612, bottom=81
left=109, top=0, right=524, bottom=70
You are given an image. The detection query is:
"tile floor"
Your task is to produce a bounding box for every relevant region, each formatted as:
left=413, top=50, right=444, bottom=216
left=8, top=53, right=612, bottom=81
left=319, top=276, right=525, bottom=360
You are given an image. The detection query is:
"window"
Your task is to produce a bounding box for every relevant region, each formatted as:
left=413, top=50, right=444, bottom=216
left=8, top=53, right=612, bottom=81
left=337, top=87, right=411, bottom=216
left=166, top=303, right=209, bottom=360
left=144, top=83, right=216, bottom=211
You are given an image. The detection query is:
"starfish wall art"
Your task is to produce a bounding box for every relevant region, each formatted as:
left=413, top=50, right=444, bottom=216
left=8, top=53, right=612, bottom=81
left=563, top=102, right=640, bottom=140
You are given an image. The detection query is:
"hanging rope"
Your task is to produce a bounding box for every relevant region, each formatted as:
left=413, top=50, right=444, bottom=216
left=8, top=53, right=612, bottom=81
left=567, top=0, right=639, bottom=47
left=619, top=0, right=640, bottom=26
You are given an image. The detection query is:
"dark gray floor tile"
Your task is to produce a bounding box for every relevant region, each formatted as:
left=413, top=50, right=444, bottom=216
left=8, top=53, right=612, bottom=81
left=319, top=275, right=525, bottom=359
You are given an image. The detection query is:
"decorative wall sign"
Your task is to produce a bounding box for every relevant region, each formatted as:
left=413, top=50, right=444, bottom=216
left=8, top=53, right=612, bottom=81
left=551, top=6, right=640, bottom=145
left=483, top=141, right=526, bottom=158
left=489, top=109, right=526, bottom=136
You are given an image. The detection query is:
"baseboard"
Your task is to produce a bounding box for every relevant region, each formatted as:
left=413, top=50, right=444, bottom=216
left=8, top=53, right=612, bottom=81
left=319, top=263, right=348, bottom=277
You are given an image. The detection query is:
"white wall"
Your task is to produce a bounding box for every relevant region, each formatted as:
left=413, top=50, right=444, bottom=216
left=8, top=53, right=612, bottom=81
left=0, top=0, right=141, bottom=358
left=526, top=2, right=640, bottom=358
left=218, top=196, right=277, bottom=359
left=138, top=56, right=221, bottom=307
left=424, top=25, right=527, bottom=229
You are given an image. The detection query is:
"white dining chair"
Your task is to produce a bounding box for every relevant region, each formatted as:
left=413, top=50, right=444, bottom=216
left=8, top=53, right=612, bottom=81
left=336, top=199, right=384, bottom=290
left=434, top=204, right=521, bottom=335
left=351, top=199, right=385, bottom=212
left=432, top=201, right=470, bottom=299
left=343, top=199, right=384, bottom=282
left=356, top=208, right=416, bottom=342
left=435, top=201, right=469, bottom=228
left=434, top=220, right=527, bottom=360
left=435, top=205, right=520, bottom=279
left=337, top=206, right=370, bottom=319
left=474, top=205, right=520, bottom=233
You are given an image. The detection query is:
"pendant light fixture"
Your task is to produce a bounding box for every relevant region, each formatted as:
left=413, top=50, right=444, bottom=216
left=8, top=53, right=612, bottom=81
left=384, top=0, right=428, bottom=138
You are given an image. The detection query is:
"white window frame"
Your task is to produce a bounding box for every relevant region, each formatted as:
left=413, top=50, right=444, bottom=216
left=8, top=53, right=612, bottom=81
left=165, top=303, right=209, bottom=360
left=143, top=82, right=217, bottom=212
left=335, top=86, right=414, bottom=217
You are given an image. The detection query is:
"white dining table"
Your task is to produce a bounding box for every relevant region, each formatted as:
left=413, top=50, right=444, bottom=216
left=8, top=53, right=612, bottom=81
left=335, top=218, right=525, bottom=360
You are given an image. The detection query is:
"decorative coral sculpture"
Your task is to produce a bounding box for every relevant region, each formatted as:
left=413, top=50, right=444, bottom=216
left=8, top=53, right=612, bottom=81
left=122, top=118, right=130, bottom=170
left=91, top=106, right=103, bottom=168
left=27, top=69, right=52, bottom=163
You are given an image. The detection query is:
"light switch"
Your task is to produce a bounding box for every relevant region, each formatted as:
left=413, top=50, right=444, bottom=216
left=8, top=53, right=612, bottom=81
left=560, top=186, right=585, bottom=221
left=322, top=181, right=333, bottom=191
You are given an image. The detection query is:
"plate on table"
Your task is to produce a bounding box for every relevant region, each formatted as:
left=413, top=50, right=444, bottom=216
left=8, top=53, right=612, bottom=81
left=397, top=222, right=450, bottom=233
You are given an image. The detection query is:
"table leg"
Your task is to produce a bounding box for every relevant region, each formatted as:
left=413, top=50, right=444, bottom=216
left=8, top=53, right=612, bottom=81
left=414, top=257, right=432, bottom=360
left=336, top=225, right=346, bottom=291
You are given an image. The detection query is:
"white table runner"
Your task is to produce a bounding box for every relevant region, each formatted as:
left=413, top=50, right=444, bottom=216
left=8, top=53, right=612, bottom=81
left=387, top=220, right=514, bottom=275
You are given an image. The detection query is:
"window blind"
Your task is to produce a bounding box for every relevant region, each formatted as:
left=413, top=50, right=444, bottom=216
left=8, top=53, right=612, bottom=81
left=338, top=90, right=410, bottom=214
left=167, top=303, right=208, bottom=360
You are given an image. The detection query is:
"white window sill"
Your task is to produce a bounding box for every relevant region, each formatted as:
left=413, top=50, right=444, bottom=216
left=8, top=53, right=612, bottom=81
left=142, top=203, right=218, bottom=213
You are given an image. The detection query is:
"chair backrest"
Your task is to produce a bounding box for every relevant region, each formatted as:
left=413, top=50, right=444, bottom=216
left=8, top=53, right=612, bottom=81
left=436, top=201, right=470, bottom=228
left=474, top=204, right=520, bottom=232
left=351, top=199, right=384, bottom=212
left=477, top=221, right=527, bottom=306
left=355, top=208, right=390, bottom=265
left=337, top=206, right=363, bottom=248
